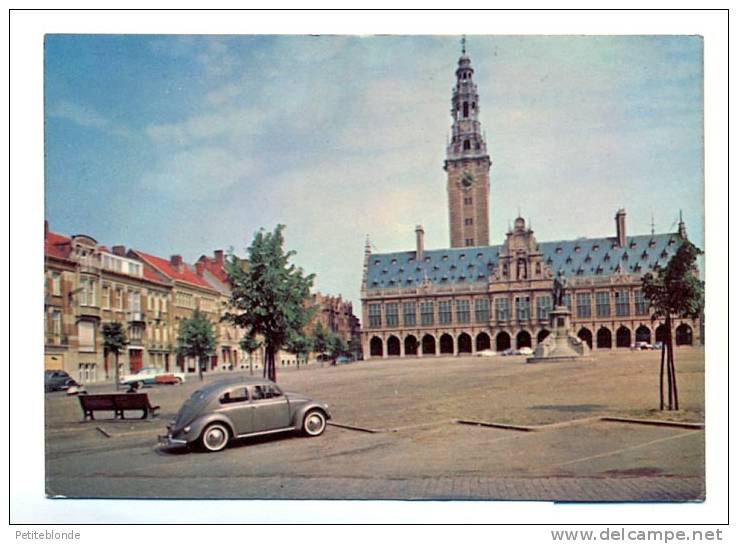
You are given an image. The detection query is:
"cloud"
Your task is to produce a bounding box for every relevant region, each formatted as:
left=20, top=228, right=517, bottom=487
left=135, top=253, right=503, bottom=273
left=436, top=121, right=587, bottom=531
left=47, top=100, right=131, bottom=138
left=145, top=107, right=266, bottom=148
left=139, top=147, right=259, bottom=199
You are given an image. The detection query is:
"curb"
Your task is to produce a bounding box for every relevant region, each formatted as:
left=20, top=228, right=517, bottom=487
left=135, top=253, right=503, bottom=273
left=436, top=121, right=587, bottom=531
left=600, top=417, right=705, bottom=430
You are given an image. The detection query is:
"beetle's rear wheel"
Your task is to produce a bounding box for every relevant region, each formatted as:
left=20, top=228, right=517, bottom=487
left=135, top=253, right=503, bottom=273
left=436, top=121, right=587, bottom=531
left=302, top=410, right=326, bottom=437
left=200, top=423, right=230, bottom=452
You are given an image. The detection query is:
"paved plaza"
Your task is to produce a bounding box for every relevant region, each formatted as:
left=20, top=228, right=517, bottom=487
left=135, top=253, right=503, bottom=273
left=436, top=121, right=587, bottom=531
left=45, top=348, right=705, bottom=501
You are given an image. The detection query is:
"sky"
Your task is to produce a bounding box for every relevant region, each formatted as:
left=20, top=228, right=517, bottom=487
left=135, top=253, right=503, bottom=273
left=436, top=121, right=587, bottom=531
left=44, top=35, right=704, bottom=309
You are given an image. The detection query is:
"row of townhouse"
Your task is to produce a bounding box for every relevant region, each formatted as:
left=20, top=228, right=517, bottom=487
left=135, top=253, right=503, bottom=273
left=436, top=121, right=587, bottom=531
left=45, top=223, right=263, bottom=383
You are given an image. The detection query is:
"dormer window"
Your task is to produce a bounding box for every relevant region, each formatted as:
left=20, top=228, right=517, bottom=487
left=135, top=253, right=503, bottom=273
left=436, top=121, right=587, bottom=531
left=668, top=237, right=676, bottom=245
left=584, top=254, right=592, bottom=263
left=648, top=239, right=656, bottom=248
left=460, top=254, right=466, bottom=260
left=603, top=252, right=611, bottom=262
left=442, top=255, right=448, bottom=261
left=374, top=260, right=381, bottom=266
left=425, top=256, right=431, bottom=262
left=592, top=244, right=600, bottom=252
left=641, top=250, right=649, bottom=260
left=391, top=259, right=397, bottom=265
left=565, top=256, right=572, bottom=264
left=629, top=241, right=637, bottom=249
left=574, top=245, right=581, bottom=253
left=555, top=247, right=562, bottom=254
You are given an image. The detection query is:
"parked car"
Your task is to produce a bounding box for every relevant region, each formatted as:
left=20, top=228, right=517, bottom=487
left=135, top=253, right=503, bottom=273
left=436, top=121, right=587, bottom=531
left=45, top=369, right=79, bottom=392
left=633, top=341, right=653, bottom=350
left=120, top=367, right=186, bottom=387
left=335, top=355, right=353, bottom=365
left=475, top=349, right=499, bottom=357
left=653, top=341, right=664, bottom=350
left=159, top=377, right=332, bottom=452
left=517, top=347, right=534, bottom=356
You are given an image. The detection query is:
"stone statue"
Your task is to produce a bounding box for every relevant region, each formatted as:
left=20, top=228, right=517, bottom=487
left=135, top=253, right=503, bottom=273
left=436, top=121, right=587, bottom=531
left=552, top=276, right=566, bottom=307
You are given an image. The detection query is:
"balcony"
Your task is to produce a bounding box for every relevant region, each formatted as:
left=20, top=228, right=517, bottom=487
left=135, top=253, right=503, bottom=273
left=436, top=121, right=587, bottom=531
left=77, top=305, right=101, bottom=319
left=127, top=311, right=146, bottom=323
left=45, top=335, right=69, bottom=346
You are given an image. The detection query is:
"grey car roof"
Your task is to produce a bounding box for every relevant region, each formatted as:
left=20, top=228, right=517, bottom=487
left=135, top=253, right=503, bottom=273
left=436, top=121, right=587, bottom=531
left=194, top=376, right=275, bottom=396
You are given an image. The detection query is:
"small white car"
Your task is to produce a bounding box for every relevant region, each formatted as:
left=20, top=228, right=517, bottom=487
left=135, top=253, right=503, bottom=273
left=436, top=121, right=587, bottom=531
left=475, top=349, right=499, bottom=357
left=120, top=367, right=186, bottom=387
left=516, top=347, right=534, bottom=356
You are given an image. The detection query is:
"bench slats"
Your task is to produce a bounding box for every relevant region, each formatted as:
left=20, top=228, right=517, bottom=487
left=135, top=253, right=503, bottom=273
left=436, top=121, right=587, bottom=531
left=79, top=393, right=159, bottom=420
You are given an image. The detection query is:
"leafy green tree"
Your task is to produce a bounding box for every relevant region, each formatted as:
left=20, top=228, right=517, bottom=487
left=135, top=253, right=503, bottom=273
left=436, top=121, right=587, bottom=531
left=225, top=225, right=315, bottom=382
left=102, top=321, right=128, bottom=391
left=330, top=335, right=348, bottom=359
left=641, top=240, right=704, bottom=410
left=239, top=331, right=262, bottom=375
left=176, top=309, right=217, bottom=381
left=311, top=322, right=332, bottom=360
left=348, top=335, right=363, bottom=359
left=285, top=330, right=313, bottom=368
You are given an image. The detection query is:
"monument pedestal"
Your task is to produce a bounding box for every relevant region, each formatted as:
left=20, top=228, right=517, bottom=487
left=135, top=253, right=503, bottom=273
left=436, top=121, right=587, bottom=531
left=527, top=306, right=592, bottom=363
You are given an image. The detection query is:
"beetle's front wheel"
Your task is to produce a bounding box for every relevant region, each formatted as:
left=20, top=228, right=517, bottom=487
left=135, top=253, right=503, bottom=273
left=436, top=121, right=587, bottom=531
left=302, top=410, right=326, bottom=437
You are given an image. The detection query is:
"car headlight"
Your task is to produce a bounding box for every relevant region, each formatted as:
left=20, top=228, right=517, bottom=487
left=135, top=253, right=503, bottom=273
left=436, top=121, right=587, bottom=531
left=183, top=426, right=191, bottom=434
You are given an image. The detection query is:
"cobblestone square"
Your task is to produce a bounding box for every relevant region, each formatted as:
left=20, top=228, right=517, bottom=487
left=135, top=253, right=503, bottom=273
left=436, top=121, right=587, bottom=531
left=45, top=348, right=704, bottom=501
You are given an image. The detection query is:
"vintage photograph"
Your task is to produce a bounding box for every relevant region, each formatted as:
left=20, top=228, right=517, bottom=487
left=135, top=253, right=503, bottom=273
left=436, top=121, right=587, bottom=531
left=43, top=34, right=705, bottom=502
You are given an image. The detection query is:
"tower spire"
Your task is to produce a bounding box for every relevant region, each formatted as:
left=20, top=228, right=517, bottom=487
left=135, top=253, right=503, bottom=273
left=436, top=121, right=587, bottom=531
left=444, top=38, right=492, bottom=248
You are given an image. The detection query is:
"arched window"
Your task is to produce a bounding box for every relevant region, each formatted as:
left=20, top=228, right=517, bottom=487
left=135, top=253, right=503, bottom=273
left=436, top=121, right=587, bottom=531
left=463, top=102, right=469, bottom=118
left=463, top=139, right=471, bottom=151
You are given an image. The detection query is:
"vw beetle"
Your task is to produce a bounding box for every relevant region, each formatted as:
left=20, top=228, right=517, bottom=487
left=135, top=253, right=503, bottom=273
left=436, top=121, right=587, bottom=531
left=159, top=377, right=331, bottom=452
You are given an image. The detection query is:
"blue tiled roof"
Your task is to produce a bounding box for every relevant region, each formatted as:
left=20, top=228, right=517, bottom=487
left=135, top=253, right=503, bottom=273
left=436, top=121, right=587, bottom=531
left=365, top=233, right=683, bottom=290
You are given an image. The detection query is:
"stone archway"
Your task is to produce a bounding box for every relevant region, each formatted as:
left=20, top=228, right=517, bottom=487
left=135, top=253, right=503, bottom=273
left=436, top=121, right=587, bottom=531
left=404, top=335, right=418, bottom=356
left=475, top=332, right=491, bottom=352
left=495, top=331, right=511, bottom=352
left=635, top=325, right=651, bottom=344
left=387, top=335, right=401, bottom=357
left=516, top=330, right=532, bottom=349
left=537, top=329, right=550, bottom=344
left=616, top=326, right=632, bottom=348
left=369, top=336, right=383, bottom=357
left=457, top=333, right=472, bottom=354
left=439, top=333, right=454, bottom=354
left=655, top=324, right=668, bottom=344
left=577, top=327, right=593, bottom=349
left=596, top=327, right=612, bottom=349
left=676, top=324, right=693, bottom=346
left=421, top=334, right=436, bottom=355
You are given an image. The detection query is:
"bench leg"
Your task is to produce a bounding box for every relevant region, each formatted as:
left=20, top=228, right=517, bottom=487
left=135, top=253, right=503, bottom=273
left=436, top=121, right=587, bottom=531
left=140, top=409, right=149, bottom=420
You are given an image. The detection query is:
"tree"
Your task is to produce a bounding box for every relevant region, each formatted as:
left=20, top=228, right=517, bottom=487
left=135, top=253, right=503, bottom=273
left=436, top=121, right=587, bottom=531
left=224, top=225, right=315, bottom=382
left=239, top=331, right=262, bottom=375
left=284, top=330, right=313, bottom=368
left=641, top=240, right=704, bottom=411
left=330, top=335, right=348, bottom=360
left=348, top=335, right=363, bottom=359
left=311, top=322, right=332, bottom=361
left=176, top=309, right=217, bottom=381
left=102, top=321, right=128, bottom=391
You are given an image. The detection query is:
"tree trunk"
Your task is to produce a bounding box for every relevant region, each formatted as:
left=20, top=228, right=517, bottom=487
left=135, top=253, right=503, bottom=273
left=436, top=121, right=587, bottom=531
left=659, top=341, right=665, bottom=411
left=114, top=351, right=120, bottom=391
left=668, top=316, right=679, bottom=410
left=198, top=356, right=204, bottom=381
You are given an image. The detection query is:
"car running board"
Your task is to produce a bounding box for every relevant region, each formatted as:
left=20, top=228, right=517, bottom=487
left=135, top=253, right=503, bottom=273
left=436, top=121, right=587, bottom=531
left=235, top=426, right=296, bottom=439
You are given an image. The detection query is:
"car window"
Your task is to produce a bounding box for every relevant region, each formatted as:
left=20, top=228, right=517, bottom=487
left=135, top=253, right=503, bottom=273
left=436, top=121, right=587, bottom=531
left=252, top=384, right=282, bottom=400
left=220, top=387, right=249, bottom=405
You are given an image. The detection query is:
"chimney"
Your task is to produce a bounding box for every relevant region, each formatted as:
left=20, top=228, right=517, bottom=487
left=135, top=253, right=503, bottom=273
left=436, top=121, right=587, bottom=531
left=112, top=245, right=126, bottom=256
left=44, top=220, right=49, bottom=239
left=678, top=210, right=687, bottom=239
left=615, top=209, right=626, bottom=248
left=170, top=255, right=183, bottom=269
left=195, top=261, right=205, bottom=276
left=415, top=225, right=425, bottom=261
left=214, top=249, right=224, bottom=265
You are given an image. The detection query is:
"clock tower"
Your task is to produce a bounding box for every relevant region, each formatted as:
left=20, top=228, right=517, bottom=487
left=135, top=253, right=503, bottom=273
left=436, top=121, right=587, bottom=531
left=444, top=39, right=491, bottom=248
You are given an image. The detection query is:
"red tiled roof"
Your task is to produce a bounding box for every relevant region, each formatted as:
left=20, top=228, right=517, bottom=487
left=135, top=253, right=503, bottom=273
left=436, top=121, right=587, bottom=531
left=44, top=231, right=72, bottom=260
left=197, top=256, right=230, bottom=284
left=133, top=250, right=214, bottom=290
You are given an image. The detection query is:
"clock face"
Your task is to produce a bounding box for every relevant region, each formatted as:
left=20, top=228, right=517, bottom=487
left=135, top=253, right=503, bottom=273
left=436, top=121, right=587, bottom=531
left=460, top=171, right=475, bottom=189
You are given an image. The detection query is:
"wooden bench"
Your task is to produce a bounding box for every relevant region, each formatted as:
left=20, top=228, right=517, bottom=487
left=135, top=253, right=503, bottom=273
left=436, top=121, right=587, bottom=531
left=79, top=393, right=160, bottom=420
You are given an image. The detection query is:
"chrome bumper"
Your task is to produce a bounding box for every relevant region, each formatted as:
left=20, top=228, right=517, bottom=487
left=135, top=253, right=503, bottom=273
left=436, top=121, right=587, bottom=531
left=158, top=434, right=188, bottom=448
